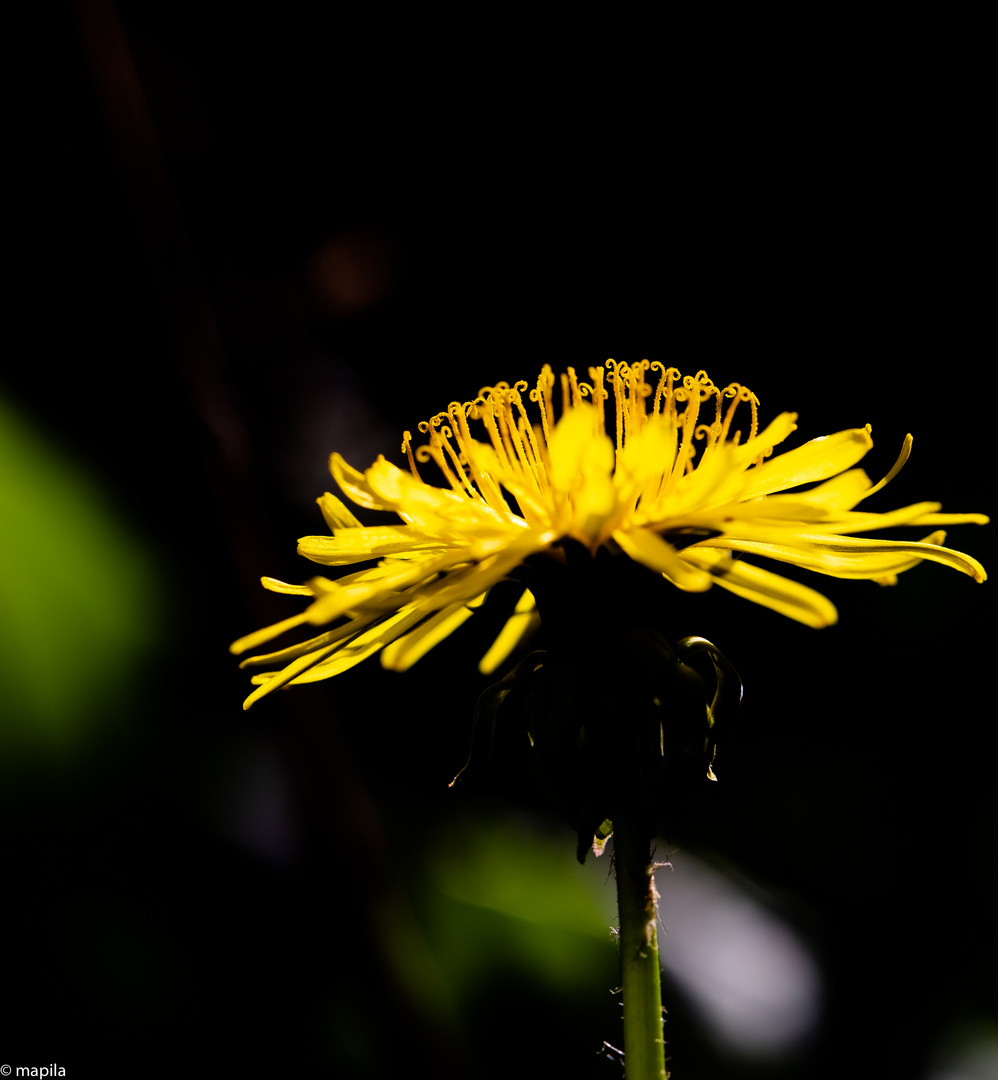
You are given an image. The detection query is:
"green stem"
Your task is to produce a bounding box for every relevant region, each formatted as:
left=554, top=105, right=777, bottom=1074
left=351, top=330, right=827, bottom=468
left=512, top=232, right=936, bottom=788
left=615, top=816, right=667, bottom=1080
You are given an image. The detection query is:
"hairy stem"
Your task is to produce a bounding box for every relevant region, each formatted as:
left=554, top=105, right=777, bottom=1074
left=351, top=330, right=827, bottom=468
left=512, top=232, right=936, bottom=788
left=614, top=816, right=667, bottom=1079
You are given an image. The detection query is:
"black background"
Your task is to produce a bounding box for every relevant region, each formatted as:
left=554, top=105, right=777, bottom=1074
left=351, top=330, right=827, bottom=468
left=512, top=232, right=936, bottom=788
left=2, top=5, right=994, bottom=1078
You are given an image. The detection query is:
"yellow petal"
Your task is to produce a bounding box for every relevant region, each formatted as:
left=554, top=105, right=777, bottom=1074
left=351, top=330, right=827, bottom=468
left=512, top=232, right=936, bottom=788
left=802, top=505, right=986, bottom=535
left=365, top=456, right=500, bottom=527
left=739, top=427, right=874, bottom=500
left=730, top=411, right=800, bottom=466
left=242, top=605, right=426, bottom=707
left=229, top=610, right=312, bottom=656
left=902, top=512, right=989, bottom=527
left=856, top=433, right=912, bottom=503
left=613, top=528, right=714, bottom=591
left=242, top=637, right=354, bottom=707
left=616, top=413, right=675, bottom=490
left=478, top=588, right=540, bottom=675
left=317, top=492, right=364, bottom=530
left=683, top=550, right=838, bottom=628
left=547, top=405, right=614, bottom=493
left=768, top=468, right=874, bottom=512
left=238, top=611, right=380, bottom=668
left=697, top=530, right=987, bottom=582
left=298, top=525, right=453, bottom=565
left=380, top=600, right=477, bottom=671
left=260, top=576, right=315, bottom=596
left=330, top=452, right=394, bottom=511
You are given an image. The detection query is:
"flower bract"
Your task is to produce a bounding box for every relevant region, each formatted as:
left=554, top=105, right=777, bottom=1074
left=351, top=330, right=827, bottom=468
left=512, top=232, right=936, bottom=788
left=231, top=362, right=987, bottom=709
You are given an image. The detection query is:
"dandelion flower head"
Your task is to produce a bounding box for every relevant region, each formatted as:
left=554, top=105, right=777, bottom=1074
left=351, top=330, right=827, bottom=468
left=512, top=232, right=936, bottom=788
left=231, top=361, right=987, bottom=708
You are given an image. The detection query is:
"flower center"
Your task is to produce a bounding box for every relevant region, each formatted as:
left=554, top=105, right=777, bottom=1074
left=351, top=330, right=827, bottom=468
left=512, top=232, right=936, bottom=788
left=402, top=361, right=765, bottom=547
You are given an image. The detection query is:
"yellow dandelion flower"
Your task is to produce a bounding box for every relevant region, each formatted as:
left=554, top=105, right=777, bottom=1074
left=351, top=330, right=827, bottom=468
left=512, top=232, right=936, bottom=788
left=231, top=361, right=987, bottom=709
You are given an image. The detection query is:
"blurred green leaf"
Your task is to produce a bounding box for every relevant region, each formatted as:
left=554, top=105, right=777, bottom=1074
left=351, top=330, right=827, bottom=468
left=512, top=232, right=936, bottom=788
left=0, top=393, right=164, bottom=772
left=419, top=816, right=619, bottom=998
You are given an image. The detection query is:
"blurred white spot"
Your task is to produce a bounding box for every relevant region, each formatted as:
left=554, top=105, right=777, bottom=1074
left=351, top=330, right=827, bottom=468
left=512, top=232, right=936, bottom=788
left=215, top=737, right=298, bottom=865
left=656, top=851, right=822, bottom=1058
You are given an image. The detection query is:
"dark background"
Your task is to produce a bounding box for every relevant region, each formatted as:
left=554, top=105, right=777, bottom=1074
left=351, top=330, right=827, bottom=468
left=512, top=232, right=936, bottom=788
left=2, top=4, right=994, bottom=1078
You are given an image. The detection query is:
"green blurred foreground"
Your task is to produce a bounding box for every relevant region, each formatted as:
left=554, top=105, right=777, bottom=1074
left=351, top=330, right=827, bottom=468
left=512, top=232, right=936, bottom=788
left=0, top=392, right=162, bottom=774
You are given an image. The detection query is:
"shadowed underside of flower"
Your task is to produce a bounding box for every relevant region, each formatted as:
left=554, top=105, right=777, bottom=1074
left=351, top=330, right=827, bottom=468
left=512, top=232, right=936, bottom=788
left=231, top=361, right=987, bottom=709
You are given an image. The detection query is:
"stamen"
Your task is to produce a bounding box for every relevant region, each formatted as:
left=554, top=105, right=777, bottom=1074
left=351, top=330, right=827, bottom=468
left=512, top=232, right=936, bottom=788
left=528, top=365, right=557, bottom=449
left=619, top=362, right=641, bottom=448
left=629, top=360, right=653, bottom=434
left=490, top=389, right=520, bottom=475
left=640, top=365, right=681, bottom=510
left=517, top=413, right=547, bottom=496
left=401, top=430, right=423, bottom=483
left=511, top=383, right=547, bottom=493
left=694, top=421, right=719, bottom=448
left=588, top=364, right=608, bottom=440
left=748, top=391, right=760, bottom=442
left=717, top=384, right=750, bottom=445
left=652, top=364, right=681, bottom=420
left=693, top=384, right=729, bottom=471
left=431, top=416, right=464, bottom=491
left=606, top=358, right=626, bottom=455
left=416, top=417, right=462, bottom=492
left=649, top=361, right=668, bottom=416
left=503, top=388, right=544, bottom=497
left=450, top=400, right=512, bottom=517
left=473, top=394, right=513, bottom=473
left=623, top=363, right=646, bottom=445
left=621, top=362, right=640, bottom=447
left=673, top=375, right=706, bottom=478
left=443, top=401, right=488, bottom=503
left=705, top=385, right=726, bottom=449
